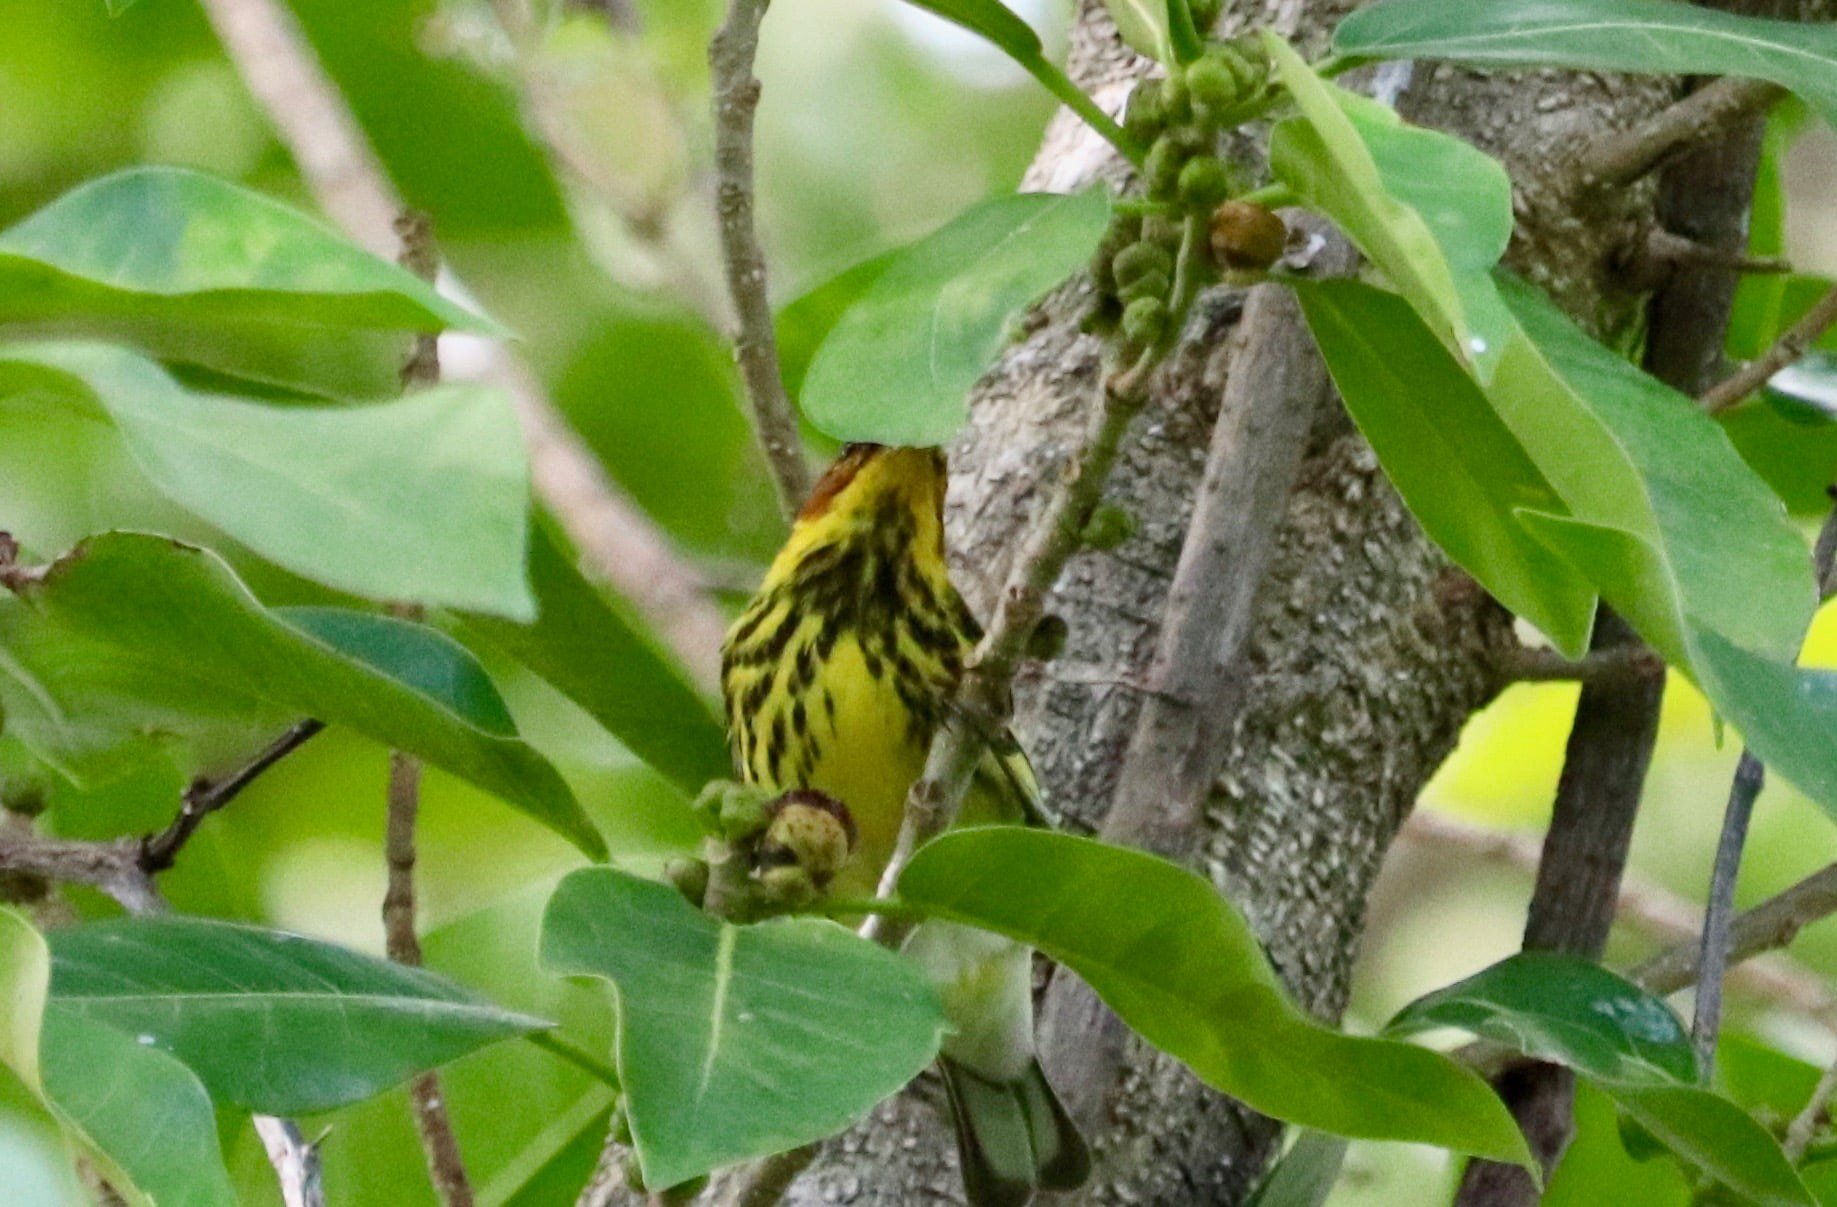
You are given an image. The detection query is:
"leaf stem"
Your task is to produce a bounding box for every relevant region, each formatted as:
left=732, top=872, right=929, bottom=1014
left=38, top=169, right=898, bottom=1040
left=1165, top=0, right=1204, bottom=64
left=526, top=1031, right=622, bottom=1090
left=815, top=896, right=936, bottom=925
left=1028, top=55, right=1146, bottom=167
left=1238, top=182, right=1296, bottom=209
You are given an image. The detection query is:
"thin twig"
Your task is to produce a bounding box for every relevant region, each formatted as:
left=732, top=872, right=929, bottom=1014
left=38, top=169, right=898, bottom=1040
left=1700, top=280, right=1837, bottom=412
left=865, top=352, right=1156, bottom=946
left=1559, top=77, right=1784, bottom=201
left=197, top=0, right=728, bottom=685
left=1691, top=750, right=1766, bottom=1076
left=710, top=0, right=812, bottom=518
left=1690, top=503, right=1837, bottom=1075
left=1786, top=1057, right=1837, bottom=1163
left=388, top=218, right=477, bottom=1207
left=139, top=720, right=325, bottom=873
left=253, top=1117, right=326, bottom=1207
left=1632, top=859, right=1837, bottom=1007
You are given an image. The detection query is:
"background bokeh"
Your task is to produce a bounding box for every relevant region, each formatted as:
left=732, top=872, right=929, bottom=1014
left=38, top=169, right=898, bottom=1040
left=0, top=1, right=1832, bottom=1202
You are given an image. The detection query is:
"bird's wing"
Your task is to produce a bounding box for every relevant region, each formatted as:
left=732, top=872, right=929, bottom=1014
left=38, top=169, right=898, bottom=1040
left=970, top=729, right=1061, bottom=830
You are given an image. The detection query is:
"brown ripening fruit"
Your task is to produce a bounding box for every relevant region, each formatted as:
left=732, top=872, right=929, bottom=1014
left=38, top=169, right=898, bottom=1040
left=1209, top=201, right=1287, bottom=271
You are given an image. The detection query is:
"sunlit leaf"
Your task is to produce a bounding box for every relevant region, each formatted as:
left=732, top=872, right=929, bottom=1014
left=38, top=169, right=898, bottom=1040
left=0, top=533, right=604, bottom=857
left=0, top=166, right=503, bottom=396
left=1334, top=0, right=1837, bottom=130
left=39, top=1011, right=238, bottom=1207
left=1266, top=35, right=1515, bottom=377
left=801, top=189, right=1111, bottom=446
left=1387, top=952, right=1696, bottom=1085
left=49, top=915, right=549, bottom=1115
left=1619, top=1086, right=1811, bottom=1205
left=539, top=868, right=947, bottom=1189
left=0, top=342, right=535, bottom=618
left=1293, top=279, right=1594, bottom=653
left=1497, top=274, right=1815, bottom=670
left=898, top=829, right=1535, bottom=1167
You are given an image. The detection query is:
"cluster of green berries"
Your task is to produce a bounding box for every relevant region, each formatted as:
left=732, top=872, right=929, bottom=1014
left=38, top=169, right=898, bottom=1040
left=1091, top=38, right=1276, bottom=354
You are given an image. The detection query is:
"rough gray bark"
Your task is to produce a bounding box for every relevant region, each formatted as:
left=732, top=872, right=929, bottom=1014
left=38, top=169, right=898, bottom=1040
left=773, top=2, right=1676, bottom=1204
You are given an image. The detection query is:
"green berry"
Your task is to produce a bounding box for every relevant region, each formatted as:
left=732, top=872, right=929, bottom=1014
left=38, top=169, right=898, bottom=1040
left=1119, top=270, right=1170, bottom=305
left=1189, top=0, right=1223, bottom=29
left=1143, top=135, right=1187, bottom=197
left=1122, top=296, right=1169, bottom=346
left=1177, top=157, right=1233, bottom=209
left=1113, top=241, right=1174, bottom=288
left=1158, top=72, right=1191, bottom=122
left=1184, top=59, right=1239, bottom=112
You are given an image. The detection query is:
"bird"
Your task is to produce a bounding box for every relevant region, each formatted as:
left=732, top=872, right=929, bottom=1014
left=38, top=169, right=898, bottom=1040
left=721, top=442, right=1089, bottom=1206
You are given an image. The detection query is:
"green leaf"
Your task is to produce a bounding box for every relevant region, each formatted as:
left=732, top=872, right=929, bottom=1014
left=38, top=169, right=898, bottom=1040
left=280, top=607, right=518, bottom=735
left=895, top=0, right=1044, bottom=62
left=1496, top=274, right=1816, bottom=670
left=1100, top=0, right=1176, bottom=62
left=1266, top=35, right=1515, bottom=378
left=479, top=1086, right=616, bottom=1207
left=460, top=524, right=729, bottom=796
left=0, top=912, right=234, bottom=1207
left=39, top=1011, right=238, bottom=1207
left=0, top=166, right=503, bottom=396
left=1334, top=0, right=1837, bottom=130
left=49, top=915, right=549, bottom=1115
left=897, top=829, right=1535, bottom=1168
left=539, top=867, right=948, bottom=1189
left=1609, top=1086, right=1812, bottom=1206
left=1245, top=1131, right=1350, bottom=1207
left=0, top=910, right=47, bottom=1092
left=1386, top=952, right=1696, bottom=1086
left=1690, top=629, right=1837, bottom=823
left=801, top=190, right=1112, bottom=446
left=0, top=342, right=535, bottom=619
left=777, top=250, right=899, bottom=407
left=1292, top=279, right=1594, bottom=654
left=0, top=532, right=605, bottom=858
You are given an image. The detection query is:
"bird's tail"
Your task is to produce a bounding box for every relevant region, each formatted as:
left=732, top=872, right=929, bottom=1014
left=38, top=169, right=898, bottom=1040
left=940, top=1054, right=1090, bottom=1207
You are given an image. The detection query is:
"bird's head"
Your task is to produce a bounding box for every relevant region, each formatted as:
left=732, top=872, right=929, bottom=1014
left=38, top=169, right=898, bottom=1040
left=796, top=443, right=947, bottom=531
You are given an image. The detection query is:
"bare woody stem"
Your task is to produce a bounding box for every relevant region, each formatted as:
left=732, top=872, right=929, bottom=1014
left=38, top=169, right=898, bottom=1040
left=388, top=218, right=476, bottom=1207
left=139, top=720, right=325, bottom=873
left=711, top=0, right=812, bottom=519
left=1558, top=76, right=1784, bottom=201
left=1689, top=503, right=1837, bottom=1075
left=865, top=350, right=1156, bottom=945
left=1700, top=280, right=1837, bottom=413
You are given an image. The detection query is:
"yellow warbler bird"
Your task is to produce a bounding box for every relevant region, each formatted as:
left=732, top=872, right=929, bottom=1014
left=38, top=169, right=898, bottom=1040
left=722, top=443, right=1089, bottom=1206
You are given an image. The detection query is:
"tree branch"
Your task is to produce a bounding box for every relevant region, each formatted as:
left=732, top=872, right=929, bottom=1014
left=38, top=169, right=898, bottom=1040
left=0, top=831, right=164, bottom=917
left=387, top=219, right=476, bottom=1207
left=1632, top=859, right=1837, bottom=1004
left=1038, top=221, right=1359, bottom=1130
left=1557, top=76, right=1783, bottom=201
left=139, top=720, right=325, bottom=873
left=1461, top=74, right=1768, bottom=1201
left=1700, top=280, right=1837, bottom=413
left=1492, top=642, right=1666, bottom=686
left=710, top=0, right=812, bottom=519
left=253, top=1117, right=327, bottom=1207
left=196, top=0, right=728, bottom=688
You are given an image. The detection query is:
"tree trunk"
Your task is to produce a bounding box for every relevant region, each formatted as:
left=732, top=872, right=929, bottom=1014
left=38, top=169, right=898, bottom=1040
left=774, top=1, right=1679, bottom=1203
